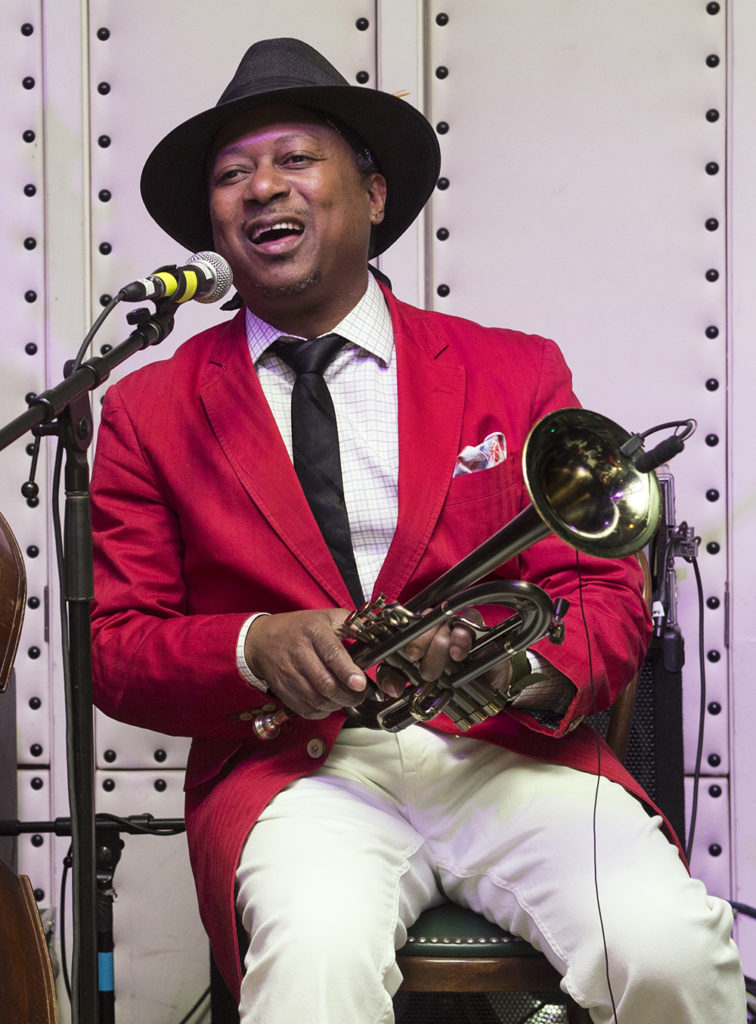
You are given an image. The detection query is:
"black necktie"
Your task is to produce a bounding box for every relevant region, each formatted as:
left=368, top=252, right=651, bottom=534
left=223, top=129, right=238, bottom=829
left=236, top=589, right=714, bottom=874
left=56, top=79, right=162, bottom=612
left=271, top=334, right=364, bottom=607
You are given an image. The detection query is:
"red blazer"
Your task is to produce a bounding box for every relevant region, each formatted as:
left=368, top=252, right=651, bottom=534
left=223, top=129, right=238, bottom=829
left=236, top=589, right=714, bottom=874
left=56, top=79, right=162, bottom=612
left=91, top=285, right=656, bottom=996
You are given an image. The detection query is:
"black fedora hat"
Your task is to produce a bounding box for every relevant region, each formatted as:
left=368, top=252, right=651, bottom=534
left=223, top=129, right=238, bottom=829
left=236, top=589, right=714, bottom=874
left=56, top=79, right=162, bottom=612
left=140, top=37, right=441, bottom=257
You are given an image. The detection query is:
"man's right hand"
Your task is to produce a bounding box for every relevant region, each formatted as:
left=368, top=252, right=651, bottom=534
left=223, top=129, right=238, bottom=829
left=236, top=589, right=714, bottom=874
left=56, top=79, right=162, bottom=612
left=243, top=609, right=370, bottom=719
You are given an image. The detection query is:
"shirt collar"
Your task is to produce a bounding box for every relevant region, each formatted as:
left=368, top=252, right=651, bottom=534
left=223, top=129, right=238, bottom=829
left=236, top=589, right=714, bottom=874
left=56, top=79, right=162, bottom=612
left=245, top=272, right=394, bottom=367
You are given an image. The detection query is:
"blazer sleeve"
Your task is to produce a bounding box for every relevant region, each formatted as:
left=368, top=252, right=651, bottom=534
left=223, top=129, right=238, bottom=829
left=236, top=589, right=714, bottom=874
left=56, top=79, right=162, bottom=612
left=504, top=336, right=652, bottom=737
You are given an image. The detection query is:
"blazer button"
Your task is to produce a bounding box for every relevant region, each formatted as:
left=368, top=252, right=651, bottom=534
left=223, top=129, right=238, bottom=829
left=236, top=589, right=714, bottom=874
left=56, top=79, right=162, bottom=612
left=306, top=738, right=326, bottom=759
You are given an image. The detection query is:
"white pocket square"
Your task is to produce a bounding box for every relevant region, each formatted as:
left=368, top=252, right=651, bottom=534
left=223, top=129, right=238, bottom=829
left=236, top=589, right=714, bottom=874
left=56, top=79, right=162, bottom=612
left=453, top=431, right=507, bottom=477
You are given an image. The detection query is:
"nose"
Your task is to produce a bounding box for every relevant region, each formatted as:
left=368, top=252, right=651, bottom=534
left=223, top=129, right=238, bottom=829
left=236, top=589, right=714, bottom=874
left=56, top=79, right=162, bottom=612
left=243, top=158, right=290, bottom=204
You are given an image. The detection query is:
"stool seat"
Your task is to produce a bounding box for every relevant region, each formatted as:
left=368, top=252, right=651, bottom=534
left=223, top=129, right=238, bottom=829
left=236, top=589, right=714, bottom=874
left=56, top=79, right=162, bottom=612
left=400, top=903, right=539, bottom=959
left=396, top=903, right=590, bottom=1022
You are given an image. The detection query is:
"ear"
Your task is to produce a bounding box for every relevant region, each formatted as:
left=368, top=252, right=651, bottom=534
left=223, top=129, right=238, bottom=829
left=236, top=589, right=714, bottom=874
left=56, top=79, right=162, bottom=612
left=365, top=173, right=387, bottom=223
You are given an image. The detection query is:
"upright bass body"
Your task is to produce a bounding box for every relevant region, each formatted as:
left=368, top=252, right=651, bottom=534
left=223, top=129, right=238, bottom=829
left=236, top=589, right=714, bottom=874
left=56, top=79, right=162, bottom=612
left=254, top=409, right=662, bottom=738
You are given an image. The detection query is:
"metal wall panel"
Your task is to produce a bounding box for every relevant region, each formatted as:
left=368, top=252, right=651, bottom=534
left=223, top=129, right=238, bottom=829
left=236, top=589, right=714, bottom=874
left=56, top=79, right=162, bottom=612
left=422, top=0, right=729, bottom=778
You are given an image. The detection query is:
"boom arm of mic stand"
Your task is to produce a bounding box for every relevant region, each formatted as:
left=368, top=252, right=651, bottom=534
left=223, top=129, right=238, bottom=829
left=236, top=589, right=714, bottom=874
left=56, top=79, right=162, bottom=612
left=0, top=302, right=177, bottom=1024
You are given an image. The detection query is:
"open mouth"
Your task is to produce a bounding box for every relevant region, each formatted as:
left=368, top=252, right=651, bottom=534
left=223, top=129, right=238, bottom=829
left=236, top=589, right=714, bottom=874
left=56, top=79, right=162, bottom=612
left=250, top=221, right=304, bottom=245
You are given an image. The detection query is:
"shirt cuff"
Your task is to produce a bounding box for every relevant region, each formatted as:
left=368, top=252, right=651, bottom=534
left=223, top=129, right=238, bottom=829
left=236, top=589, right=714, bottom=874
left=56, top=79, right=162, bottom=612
left=236, top=613, right=271, bottom=692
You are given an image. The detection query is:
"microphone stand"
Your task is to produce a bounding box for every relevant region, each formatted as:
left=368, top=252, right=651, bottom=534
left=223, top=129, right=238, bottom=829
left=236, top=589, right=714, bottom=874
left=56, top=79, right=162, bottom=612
left=0, top=301, right=178, bottom=1024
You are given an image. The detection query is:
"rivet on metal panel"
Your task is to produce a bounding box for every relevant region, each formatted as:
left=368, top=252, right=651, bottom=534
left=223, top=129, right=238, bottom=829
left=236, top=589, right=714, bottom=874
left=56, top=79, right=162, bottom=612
left=705, top=161, right=719, bottom=175
left=436, top=121, right=449, bottom=134
left=30, top=744, right=43, bottom=757
left=708, top=698, right=722, bottom=711
left=28, top=596, right=40, bottom=609
left=437, top=177, right=450, bottom=190
left=24, top=237, right=37, bottom=250
left=31, top=777, right=44, bottom=790
left=708, top=753, right=721, bottom=766
left=705, top=109, right=719, bottom=123
left=98, top=189, right=112, bottom=202
left=705, top=218, right=719, bottom=231
left=436, top=228, right=449, bottom=240
left=98, top=134, right=112, bottom=148
left=709, top=784, right=722, bottom=797
left=31, top=833, right=44, bottom=846
left=100, top=294, right=112, bottom=306
left=705, top=378, right=719, bottom=391
left=23, top=130, right=36, bottom=143
left=154, top=749, right=167, bottom=762
left=355, top=18, right=369, bottom=31
left=706, top=595, right=720, bottom=608
left=102, top=778, right=115, bottom=791
left=21, top=23, right=34, bottom=36
left=436, top=13, right=449, bottom=26
left=26, top=545, right=39, bottom=558
left=706, top=54, right=720, bottom=68
left=154, top=779, right=167, bottom=792
left=705, top=488, right=720, bottom=502
left=708, top=843, right=722, bottom=856
left=437, top=284, right=450, bottom=297
left=706, top=2, right=720, bottom=14
left=103, top=749, right=117, bottom=763
left=705, top=269, right=719, bottom=282
left=706, top=649, right=721, bottom=663
left=98, top=82, right=111, bottom=95
left=25, top=343, right=38, bottom=355
left=34, top=889, right=44, bottom=902
left=435, top=66, right=449, bottom=79
left=29, top=697, right=42, bottom=709
left=356, top=71, right=369, bottom=84
left=705, top=325, right=719, bottom=338
left=24, top=290, right=38, bottom=302
left=97, top=27, right=111, bottom=41
left=24, top=183, right=36, bottom=196
left=22, top=77, right=35, bottom=90
left=99, top=242, right=112, bottom=255
left=28, top=646, right=41, bottom=659
left=706, top=541, right=720, bottom=555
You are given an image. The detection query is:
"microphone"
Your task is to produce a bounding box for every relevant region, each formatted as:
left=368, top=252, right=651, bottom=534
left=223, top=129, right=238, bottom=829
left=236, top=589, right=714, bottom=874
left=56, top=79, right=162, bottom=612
left=118, top=251, right=233, bottom=305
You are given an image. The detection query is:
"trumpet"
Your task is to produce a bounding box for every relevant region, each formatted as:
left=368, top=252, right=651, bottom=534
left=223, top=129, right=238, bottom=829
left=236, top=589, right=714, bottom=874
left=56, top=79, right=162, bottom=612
left=253, top=408, right=664, bottom=739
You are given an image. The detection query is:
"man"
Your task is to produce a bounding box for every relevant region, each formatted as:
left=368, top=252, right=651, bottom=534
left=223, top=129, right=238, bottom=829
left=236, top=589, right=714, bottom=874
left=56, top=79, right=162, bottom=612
left=90, top=38, right=745, bottom=1023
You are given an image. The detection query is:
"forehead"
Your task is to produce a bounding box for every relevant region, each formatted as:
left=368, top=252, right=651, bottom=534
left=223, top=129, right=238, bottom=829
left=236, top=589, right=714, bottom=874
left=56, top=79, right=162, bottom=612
left=209, top=104, right=343, bottom=160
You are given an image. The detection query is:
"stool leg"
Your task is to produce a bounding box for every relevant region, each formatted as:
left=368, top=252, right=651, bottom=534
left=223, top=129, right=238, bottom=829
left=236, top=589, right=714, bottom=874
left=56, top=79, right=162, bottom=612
left=565, top=994, right=592, bottom=1023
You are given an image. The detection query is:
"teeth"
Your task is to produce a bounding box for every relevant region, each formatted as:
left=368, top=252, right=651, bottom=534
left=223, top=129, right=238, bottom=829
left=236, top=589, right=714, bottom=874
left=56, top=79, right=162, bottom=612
left=251, top=221, right=302, bottom=242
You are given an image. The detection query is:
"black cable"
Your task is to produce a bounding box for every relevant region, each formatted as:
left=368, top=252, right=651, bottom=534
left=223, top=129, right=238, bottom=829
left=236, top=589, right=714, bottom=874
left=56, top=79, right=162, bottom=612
left=70, top=293, right=123, bottom=372
left=175, top=985, right=210, bottom=1024
left=684, top=556, right=706, bottom=863
left=515, top=1000, right=547, bottom=1023
left=576, top=552, right=619, bottom=1024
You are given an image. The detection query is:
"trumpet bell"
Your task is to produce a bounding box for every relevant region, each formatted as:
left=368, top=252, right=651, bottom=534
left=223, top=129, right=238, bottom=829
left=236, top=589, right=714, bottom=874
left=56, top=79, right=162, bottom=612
left=524, top=408, right=661, bottom=559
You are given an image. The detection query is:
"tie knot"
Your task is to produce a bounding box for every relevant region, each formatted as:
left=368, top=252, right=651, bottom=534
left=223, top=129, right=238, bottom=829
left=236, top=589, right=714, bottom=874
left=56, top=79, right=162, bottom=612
left=272, top=333, right=346, bottom=377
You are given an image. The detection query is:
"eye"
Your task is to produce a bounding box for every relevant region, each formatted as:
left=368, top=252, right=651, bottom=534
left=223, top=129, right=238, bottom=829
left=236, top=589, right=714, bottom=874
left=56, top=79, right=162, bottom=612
left=281, top=152, right=320, bottom=168
left=216, top=166, right=244, bottom=183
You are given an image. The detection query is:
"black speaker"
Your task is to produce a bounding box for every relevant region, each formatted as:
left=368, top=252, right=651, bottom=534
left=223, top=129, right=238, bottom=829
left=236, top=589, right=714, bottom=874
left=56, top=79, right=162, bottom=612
left=590, top=632, right=686, bottom=846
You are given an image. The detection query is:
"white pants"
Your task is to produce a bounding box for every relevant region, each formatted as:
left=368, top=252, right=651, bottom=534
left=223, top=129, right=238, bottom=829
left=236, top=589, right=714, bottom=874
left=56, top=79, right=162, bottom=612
left=235, top=727, right=745, bottom=1023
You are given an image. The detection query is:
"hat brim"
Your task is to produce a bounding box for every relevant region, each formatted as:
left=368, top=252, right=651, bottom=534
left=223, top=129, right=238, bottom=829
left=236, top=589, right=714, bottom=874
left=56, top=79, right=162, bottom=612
left=140, top=84, right=441, bottom=258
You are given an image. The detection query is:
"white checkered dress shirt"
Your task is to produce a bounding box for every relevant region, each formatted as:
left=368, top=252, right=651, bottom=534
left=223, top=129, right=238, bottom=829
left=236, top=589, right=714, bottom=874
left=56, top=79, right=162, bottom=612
left=236, top=274, right=398, bottom=688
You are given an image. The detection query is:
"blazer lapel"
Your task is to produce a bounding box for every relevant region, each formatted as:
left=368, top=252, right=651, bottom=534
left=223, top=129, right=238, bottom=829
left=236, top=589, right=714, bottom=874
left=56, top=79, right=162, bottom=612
left=199, top=315, right=353, bottom=606
left=373, top=293, right=466, bottom=601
